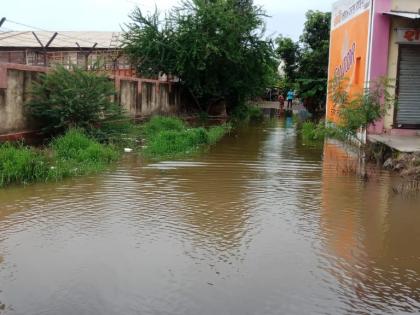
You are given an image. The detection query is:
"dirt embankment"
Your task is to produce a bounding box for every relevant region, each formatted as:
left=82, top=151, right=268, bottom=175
left=382, top=153, right=420, bottom=179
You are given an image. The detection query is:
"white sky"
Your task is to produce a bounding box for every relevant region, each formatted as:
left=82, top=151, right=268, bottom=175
left=2, top=0, right=333, bottom=40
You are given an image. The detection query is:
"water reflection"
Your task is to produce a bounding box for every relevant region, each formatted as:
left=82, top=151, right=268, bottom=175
left=321, top=140, right=420, bottom=314
left=0, top=121, right=419, bottom=315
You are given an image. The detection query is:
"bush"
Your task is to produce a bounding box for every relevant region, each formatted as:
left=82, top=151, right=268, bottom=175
left=141, top=116, right=186, bottom=138
left=0, top=143, right=48, bottom=187
left=145, top=129, right=207, bottom=157
left=141, top=116, right=230, bottom=158
left=330, top=77, right=395, bottom=137
left=51, top=129, right=119, bottom=164
left=231, top=104, right=264, bottom=123
left=300, top=121, right=344, bottom=143
left=27, top=65, right=119, bottom=135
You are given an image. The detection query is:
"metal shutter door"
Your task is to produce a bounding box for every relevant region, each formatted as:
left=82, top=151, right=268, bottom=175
left=397, top=46, right=420, bottom=127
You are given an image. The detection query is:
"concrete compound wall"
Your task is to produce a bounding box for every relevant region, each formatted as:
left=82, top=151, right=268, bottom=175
left=117, top=79, right=180, bottom=117
left=0, top=63, right=181, bottom=138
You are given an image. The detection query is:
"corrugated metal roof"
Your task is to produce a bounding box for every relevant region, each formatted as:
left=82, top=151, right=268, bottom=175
left=383, top=11, right=420, bottom=19
left=0, top=31, right=122, bottom=49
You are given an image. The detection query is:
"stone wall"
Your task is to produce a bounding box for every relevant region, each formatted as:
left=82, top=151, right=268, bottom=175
left=0, top=64, right=181, bottom=138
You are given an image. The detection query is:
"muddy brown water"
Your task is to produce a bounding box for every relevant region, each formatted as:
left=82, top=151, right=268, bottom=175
left=0, top=120, right=419, bottom=315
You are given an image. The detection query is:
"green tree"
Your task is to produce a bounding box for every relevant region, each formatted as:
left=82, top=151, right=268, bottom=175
left=26, top=66, right=119, bottom=135
left=275, top=35, right=299, bottom=92
left=297, top=10, right=331, bottom=116
left=123, top=0, right=277, bottom=113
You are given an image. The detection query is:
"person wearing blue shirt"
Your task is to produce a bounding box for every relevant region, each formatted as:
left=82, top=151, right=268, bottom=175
left=286, top=90, right=294, bottom=110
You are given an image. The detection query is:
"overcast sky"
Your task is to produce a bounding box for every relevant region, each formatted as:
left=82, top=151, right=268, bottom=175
left=2, top=0, right=333, bottom=40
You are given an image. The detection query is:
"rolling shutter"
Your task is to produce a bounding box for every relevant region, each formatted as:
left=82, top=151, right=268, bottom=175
left=397, top=45, right=420, bottom=127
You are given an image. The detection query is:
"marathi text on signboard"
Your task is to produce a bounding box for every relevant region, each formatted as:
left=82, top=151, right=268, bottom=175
left=332, top=0, right=371, bottom=30
left=397, top=28, right=420, bottom=44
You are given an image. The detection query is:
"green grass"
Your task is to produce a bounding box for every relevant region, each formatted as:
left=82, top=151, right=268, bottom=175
left=0, top=143, right=48, bottom=187
left=0, top=117, right=230, bottom=187
left=141, top=116, right=230, bottom=158
left=208, top=124, right=232, bottom=145
left=0, top=130, right=119, bottom=188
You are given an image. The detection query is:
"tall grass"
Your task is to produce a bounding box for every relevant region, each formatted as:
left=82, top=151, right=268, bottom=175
left=0, top=130, right=119, bottom=187
left=0, top=143, right=48, bottom=187
left=141, top=116, right=230, bottom=158
left=0, top=117, right=230, bottom=187
left=48, top=129, right=119, bottom=180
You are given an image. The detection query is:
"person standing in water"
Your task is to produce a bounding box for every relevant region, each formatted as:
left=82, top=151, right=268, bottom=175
left=286, top=90, right=295, bottom=110
left=278, top=93, right=285, bottom=113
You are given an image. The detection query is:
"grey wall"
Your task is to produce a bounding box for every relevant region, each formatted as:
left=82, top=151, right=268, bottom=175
left=0, top=66, right=181, bottom=136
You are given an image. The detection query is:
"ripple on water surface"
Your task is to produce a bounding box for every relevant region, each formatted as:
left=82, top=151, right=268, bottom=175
left=0, top=122, right=419, bottom=315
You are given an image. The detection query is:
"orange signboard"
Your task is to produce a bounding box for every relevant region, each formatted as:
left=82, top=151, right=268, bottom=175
left=326, top=1, right=371, bottom=123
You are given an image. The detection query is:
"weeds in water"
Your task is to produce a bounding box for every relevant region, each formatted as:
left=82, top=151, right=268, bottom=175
left=0, top=130, right=119, bottom=188
left=299, top=121, right=346, bottom=143
left=0, top=116, right=230, bottom=187
left=141, top=116, right=231, bottom=158
left=0, top=143, right=48, bottom=187
left=208, top=124, right=231, bottom=144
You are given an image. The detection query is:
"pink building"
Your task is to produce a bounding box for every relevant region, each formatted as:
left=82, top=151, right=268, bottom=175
left=327, top=0, right=420, bottom=139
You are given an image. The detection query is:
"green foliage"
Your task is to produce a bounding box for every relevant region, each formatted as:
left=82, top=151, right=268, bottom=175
left=0, top=143, right=48, bottom=187
left=275, top=35, right=299, bottom=91
left=123, top=0, right=277, bottom=111
left=330, top=77, right=395, bottom=137
left=300, top=121, right=344, bottom=143
left=231, top=104, right=263, bottom=123
left=141, top=116, right=230, bottom=158
left=26, top=65, right=119, bottom=135
left=0, top=130, right=119, bottom=188
left=141, top=116, right=186, bottom=137
left=275, top=11, right=331, bottom=115
left=51, top=129, right=119, bottom=164
left=298, top=11, right=331, bottom=116
left=208, top=124, right=232, bottom=144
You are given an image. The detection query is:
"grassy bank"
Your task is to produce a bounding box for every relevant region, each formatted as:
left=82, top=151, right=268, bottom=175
left=0, top=130, right=119, bottom=187
left=0, top=116, right=232, bottom=187
left=140, top=116, right=231, bottom=158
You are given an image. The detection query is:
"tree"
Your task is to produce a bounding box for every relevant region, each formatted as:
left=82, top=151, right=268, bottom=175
left=123, top=0, right=277, bottom=113
left=26, top=66, right=119, bottom=134
left=274, top=10, right=331, bottom=116
left=297, top=11, right=331, bottom=116
left=275, top=35, right=299, bottom=92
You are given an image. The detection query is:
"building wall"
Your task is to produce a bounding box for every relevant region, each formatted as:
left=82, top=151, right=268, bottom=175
left=327, top=0, right=372, bottom=124
left=392, top=0, right=420, bottom=11
left=366, top=0, right=392, bottom=134
left=0, top=69, right=40, bottom=134
left=384, top=0, right=420, bottom=132
left=0, top=64, right=181, bottom=138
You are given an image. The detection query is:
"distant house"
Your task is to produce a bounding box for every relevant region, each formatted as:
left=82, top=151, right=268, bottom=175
left=327, top=0, right=420, bottom=136
left=0, top=31, right=134, bottom=76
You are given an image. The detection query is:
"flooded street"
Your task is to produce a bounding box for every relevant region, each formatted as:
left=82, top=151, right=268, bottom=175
left=0, top=120, right=419, bottom=315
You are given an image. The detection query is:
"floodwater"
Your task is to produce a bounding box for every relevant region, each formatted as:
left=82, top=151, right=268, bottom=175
left=0, top=120, right=419, bottom=315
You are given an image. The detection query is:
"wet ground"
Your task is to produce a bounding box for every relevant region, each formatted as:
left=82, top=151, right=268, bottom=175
left=0, top=120, right=419, bottom=315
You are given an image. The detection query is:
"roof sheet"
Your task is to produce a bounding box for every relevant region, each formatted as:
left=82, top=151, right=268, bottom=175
left=0, top=31, right=122, bottom=48
left=383, top=11, right=420, bottom=19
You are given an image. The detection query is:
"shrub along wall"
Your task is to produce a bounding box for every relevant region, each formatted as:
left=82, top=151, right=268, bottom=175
left=0, top=63, right=181, bottom=139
